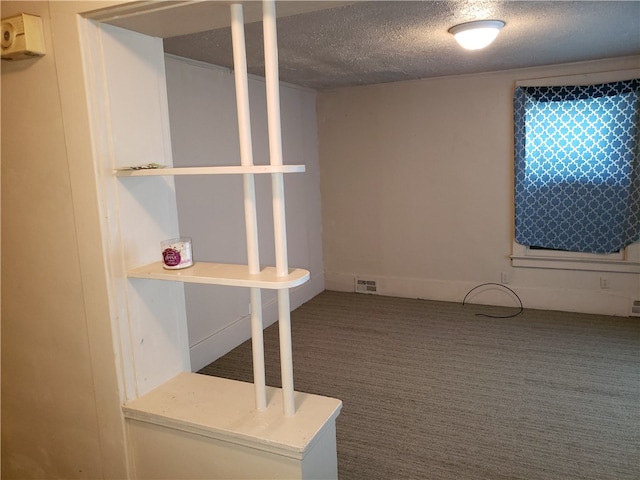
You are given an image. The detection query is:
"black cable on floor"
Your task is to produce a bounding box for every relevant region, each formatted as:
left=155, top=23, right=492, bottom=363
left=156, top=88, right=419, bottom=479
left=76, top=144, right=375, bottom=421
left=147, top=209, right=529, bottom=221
left=462, top=282, right=524, bottom=318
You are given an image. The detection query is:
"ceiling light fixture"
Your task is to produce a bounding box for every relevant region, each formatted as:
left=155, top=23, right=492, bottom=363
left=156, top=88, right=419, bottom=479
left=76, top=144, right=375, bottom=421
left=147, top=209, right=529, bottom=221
left=448, top=20, right=505, bottom=50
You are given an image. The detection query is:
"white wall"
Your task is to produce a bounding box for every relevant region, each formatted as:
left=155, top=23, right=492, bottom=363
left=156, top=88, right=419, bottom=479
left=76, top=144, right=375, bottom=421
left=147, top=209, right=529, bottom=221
left=1, top=1, right=129, bottom=478
left=88, top=24, right=191, bottom=400
left=164, top=56, right=324, bottom=370
left=318, top=57, right=640, bottom=316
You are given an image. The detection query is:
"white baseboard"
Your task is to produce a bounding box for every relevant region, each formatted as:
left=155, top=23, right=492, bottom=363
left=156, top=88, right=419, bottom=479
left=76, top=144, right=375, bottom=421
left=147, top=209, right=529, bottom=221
left=189, top=273, right=325, bottom=371
left=325, top=271, right=633, bottom=317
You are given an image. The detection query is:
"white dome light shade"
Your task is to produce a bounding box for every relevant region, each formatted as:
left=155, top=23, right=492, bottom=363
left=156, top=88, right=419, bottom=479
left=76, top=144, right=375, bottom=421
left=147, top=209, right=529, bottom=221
left=449, top=20, right=505, bottom=50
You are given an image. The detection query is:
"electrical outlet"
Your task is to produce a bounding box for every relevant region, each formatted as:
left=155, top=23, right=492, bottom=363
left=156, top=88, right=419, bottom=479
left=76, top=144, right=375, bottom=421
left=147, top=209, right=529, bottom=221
left=500, top=272, right=510, bottom=284
left=600, top=277, right=610, bottom=289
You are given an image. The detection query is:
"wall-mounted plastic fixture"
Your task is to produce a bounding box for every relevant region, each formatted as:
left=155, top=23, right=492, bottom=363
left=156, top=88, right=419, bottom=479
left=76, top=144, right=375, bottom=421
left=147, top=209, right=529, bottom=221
left=1, top=13, right=45, bottom=61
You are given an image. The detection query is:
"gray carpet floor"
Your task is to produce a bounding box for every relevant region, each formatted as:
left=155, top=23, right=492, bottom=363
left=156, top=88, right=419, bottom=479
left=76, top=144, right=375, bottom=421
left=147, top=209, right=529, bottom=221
left=199, top=290, right=640, bottom=480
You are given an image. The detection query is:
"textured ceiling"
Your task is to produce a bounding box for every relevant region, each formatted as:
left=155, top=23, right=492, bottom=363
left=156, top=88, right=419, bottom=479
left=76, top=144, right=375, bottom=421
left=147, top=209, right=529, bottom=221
left=162, top=1, right=640, bottom=90
left=101, top=0, right=640, bottom=90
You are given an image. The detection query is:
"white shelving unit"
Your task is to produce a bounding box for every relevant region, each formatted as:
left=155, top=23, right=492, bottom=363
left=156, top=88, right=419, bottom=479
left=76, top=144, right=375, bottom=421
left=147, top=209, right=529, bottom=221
left=95, top=2, right=342, bottom=477
left=117, top=0, right=305, bottom=418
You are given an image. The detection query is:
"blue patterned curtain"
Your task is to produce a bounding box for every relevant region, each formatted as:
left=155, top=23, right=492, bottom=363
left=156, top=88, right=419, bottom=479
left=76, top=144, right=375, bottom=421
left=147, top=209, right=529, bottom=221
left=514, top=79, right=640, bottom=254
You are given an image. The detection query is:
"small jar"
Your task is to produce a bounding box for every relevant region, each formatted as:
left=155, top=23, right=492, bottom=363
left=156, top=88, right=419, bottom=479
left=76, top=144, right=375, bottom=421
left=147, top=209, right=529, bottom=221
left=161, top=237, right=193, bottom=270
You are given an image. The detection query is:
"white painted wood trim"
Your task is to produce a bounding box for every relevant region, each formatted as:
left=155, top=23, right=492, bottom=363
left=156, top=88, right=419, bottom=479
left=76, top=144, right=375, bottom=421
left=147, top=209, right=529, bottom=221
left=511, top=241, right=640, bottom=273
left=324, top=271, right=636, bottom=316
left=79, top=15, right=139, bottom=404
left=511, top=256, right=640, bottom=273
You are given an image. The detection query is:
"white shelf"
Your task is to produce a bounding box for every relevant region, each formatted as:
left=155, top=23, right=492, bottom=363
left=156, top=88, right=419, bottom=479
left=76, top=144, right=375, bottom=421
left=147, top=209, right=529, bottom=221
left=115, top=165, right=305, bottom=177
left=123, top=373, right=342, bottom=457
left=127, top=261, right=310, bottom=289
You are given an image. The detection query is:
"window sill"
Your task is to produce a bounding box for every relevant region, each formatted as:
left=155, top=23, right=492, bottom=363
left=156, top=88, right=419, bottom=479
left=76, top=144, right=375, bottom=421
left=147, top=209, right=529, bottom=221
left=511, top=242, right=640, bottom=273
left=511, top=255, right=640, bottom=273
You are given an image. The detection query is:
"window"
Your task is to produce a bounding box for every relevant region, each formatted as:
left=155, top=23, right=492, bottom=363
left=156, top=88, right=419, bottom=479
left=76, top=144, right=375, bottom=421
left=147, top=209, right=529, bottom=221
left=512, top=77, right=640, bottom=273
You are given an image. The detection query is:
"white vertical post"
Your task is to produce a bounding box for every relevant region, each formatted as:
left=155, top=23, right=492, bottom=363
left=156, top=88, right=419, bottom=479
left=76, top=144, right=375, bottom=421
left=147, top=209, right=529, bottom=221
left=263, top=0, right=296, bottom=416
left=230, top=3, right=266, bottom=411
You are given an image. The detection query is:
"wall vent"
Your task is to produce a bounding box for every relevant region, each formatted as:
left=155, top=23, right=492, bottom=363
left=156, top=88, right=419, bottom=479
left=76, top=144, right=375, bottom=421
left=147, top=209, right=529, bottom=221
left=631, top=300, right=640, bottom=317
left=355, top=279, right=377, bottom=294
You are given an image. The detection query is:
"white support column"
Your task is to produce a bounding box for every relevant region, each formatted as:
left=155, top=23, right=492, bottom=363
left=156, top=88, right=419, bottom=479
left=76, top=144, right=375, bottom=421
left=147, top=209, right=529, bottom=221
left=230, top=3, right=266, bottom=411
left=263, top=0, right=296, bottom=416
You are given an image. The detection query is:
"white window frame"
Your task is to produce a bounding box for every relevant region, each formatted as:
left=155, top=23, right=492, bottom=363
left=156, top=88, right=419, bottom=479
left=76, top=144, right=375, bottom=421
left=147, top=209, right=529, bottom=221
left=511, top=69, right=640, bottom=274
left=511, top=241, right=640, bottom=273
